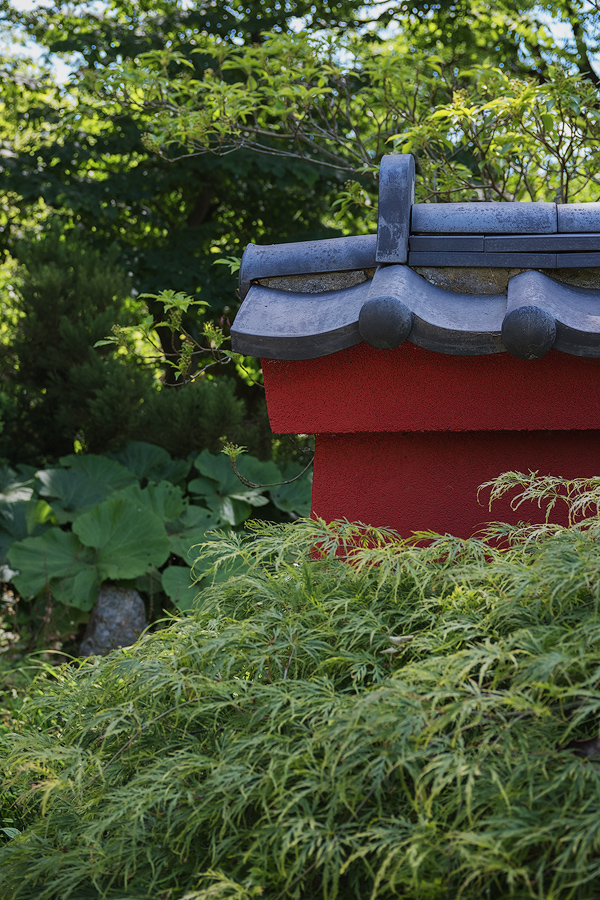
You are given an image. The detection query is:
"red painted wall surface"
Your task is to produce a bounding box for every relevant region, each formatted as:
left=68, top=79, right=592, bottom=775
left=262, top=343, right=600, bottom=434
left=261, top=343, right=600, bottom=537
left=312, top=431, right=600, bottom=538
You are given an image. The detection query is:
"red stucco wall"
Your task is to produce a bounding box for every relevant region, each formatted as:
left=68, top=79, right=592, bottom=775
left=262, top=343, right=600, bottom=434
left=312, top=431, right=600, bottom=538
left=261, top=343, right=600, bottom=537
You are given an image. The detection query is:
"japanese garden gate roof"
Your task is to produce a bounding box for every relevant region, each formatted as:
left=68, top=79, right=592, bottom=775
left=231, top=155, right=600, bottom=362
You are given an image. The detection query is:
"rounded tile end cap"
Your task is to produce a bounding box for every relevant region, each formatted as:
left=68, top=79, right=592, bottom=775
left=501, top=306, right=556, bottom=360
left=359, top=295, right=413, bottom=350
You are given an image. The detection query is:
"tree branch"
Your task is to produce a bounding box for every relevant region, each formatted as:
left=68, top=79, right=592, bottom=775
left=566, top=2, right=600, bottom=87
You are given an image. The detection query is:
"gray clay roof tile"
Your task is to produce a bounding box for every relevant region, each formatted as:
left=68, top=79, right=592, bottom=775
left=231, top=154, right=600, bottom=361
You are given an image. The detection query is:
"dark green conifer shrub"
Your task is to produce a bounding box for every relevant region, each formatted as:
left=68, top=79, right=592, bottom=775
left=0, top=233, right=154, bottom=463
left=133, top=376, right=246, bottom=459
left=3, top=479, right=600, bottom=900
left=0, top=233, right=269, bottom=465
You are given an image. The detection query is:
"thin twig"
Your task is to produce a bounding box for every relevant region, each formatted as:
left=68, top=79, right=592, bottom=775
left=230, top=454, right=314, bottom=490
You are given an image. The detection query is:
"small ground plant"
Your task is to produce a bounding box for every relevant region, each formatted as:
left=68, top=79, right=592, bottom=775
left=2, top=473, right=600, bottom=898
left=0, top=440, right=311, bottom=659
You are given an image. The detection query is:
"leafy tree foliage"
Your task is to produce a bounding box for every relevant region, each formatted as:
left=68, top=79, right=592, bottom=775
left=99, top=29, right=600, bottom=214
left=0, top=0, right=359, bottom=315
left=2, top=0, right=599, bottom=317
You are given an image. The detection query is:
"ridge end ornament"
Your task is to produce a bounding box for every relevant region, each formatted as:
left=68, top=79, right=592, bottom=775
left=375, top=154, right=415, bottom=264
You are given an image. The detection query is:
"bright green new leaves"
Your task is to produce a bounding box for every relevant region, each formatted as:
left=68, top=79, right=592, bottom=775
left=98, top=31, right=600, bottom=206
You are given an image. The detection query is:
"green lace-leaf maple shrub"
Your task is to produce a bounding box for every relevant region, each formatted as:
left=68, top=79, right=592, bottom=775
left=3, top=478, right=600, bottom=898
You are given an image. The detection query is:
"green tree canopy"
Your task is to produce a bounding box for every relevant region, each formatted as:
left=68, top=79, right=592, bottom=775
left=0, top=0, right=367, bottom=313
left=2, top=0, right=600, bottom=313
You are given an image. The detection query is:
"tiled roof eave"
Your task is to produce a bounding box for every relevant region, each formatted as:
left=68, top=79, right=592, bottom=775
left=231, top=154, right=600, bottom=363
left=231, top=266, right=600, bottom=362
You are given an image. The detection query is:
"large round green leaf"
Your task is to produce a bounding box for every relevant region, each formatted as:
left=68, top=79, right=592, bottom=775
left=113, top=481, right=186, bottom=523
left=161, top=565, right=198, bottom=612
left=0, top=465, right=35, bottom=504
left=233, top=455, right=282, bottom=488
left=73, top=495, right=170, bottom=579
left=193, top=449, right=240, bottom=493
left=269, top=468, right=313, bottom=517
left=50, top=566, right=100, bottom=612
left=187, top=489, right=253, bottom=526
left=109, top=441, right=191, bottom=485
left=167, top=505, right=219, bottom=562
left=0, top=499, right=54, bottom=565
left=190, top=450, right=272, bottom=525
left=37, top=455, right=137, bottom=517
left=8, top=530, right=95, bottom=600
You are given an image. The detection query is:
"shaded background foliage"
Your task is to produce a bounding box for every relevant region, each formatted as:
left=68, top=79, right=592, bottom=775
left=0, top=0, right=355, bottom=311
left=3, top=0, right=600, bottom=302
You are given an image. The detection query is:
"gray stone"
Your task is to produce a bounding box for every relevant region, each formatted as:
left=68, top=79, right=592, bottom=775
left=553, top=267, right=600, bottom=289
left=358, top=295, right=413, bottom=350
left=501, top=305, right=557, bottom=360
left=416, top=266, right=600, bottom=294
left=368, top=264, right=505, bottom=355
left=79, top=586, right=147, bottom=657
left=231, top=260, right=600, bottom=361
left=558, top=202, right=600, bottom=233
left=414, top=266, right=520, bottom=294
left=507, top=270, right=600, bottom=358
left=408, top=251, right=557, bottom=268
left=554, top=252, right=600, bottom=268
left=409, top=235, right=484, bottom=252
left=231, top=280, right=370, bottom=360
left=486, top=234, right=600, bottom=252
left=238, top=234, right=377, bottom=299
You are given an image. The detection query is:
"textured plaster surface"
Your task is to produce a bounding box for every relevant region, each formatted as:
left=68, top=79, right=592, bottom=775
left=262, top=342, right=600, bottom=433
left=256, top=266, right=600, bottom=296
left=311, top=431, right=600, bottom=538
